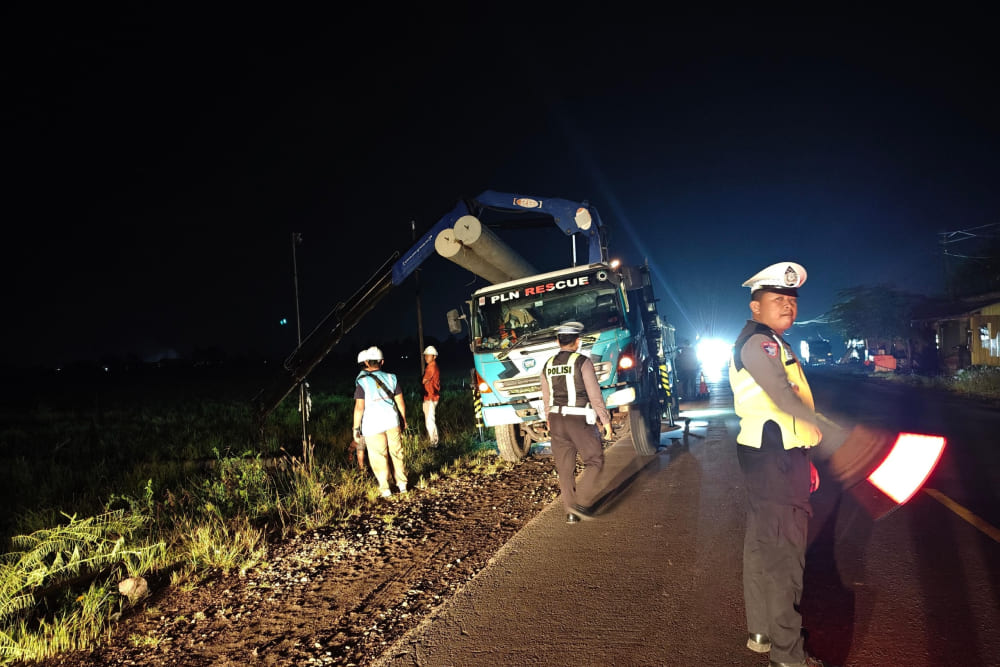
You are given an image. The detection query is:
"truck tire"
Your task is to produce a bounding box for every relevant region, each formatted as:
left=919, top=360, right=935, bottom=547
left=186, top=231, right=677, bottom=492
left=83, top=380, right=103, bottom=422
left=629, top=365, right=664, bottom=456
left=496, top=423, right=531, bottom=462
left=629, top=399, right=661, bottom=456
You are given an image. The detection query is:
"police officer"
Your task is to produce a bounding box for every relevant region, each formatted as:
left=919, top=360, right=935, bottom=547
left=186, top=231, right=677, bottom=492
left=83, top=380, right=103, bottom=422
left=540, top=321, right=614, bottom=523
left=353, top=346, right=408, bottom=498
left=729, top=262, right=835, bottom=667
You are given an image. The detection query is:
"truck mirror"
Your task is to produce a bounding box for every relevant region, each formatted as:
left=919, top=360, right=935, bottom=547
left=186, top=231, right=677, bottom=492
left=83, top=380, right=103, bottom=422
left=447, top=309, right=465, bottom=334
left=621, top=266, right=643, bottom=290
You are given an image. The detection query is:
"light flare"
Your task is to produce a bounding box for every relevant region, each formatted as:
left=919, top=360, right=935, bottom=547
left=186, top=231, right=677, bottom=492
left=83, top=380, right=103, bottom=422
left=696, top=338, right=732, bottom=382
left=867, top=433, right=946, bottom=505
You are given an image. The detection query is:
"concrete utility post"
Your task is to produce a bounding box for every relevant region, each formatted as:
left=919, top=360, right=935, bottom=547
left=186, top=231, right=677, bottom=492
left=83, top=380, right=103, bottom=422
left=291, top=232, right=309, bottom=464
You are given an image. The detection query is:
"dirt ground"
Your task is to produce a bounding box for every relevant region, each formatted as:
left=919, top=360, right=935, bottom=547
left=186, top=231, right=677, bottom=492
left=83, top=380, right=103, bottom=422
left=32, top=457, right=560, bottom=667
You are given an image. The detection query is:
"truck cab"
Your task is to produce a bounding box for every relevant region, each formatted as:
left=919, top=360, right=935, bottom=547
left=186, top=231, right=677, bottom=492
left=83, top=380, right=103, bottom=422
left=461, top=261, right=671, bottom=461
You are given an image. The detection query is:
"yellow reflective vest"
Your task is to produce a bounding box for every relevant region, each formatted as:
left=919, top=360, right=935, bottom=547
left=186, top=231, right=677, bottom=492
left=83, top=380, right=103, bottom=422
left=729, top=326, right=822, bottom=450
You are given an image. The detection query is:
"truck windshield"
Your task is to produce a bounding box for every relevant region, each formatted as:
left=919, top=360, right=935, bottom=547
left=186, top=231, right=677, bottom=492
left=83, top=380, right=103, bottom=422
left=471, top=271, right=622, bottom=352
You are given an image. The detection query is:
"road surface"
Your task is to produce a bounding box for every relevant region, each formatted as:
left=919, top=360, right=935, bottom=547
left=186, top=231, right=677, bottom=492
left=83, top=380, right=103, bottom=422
left=375, top=371, right=1000, bottom=666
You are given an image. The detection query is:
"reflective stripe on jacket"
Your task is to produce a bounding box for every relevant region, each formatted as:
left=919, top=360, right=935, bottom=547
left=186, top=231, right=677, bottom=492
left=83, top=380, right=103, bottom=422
left=729, top=328, right=821, bottom=450
left=356, top=370, right=400, bottom=435
left=543, top=351, right=588, bottom=409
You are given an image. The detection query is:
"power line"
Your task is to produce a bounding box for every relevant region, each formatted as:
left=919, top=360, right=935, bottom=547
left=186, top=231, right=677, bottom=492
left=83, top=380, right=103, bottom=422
left=939, top=222, right=1000, bottom=245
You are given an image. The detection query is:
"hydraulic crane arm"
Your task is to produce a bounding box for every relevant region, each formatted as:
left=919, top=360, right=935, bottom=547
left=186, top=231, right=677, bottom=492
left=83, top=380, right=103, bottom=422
left=253, top=190, right=608, bottom=424
left=253, top=252, right=399, bottom=423
left=392, top=190, right=607, bottom=287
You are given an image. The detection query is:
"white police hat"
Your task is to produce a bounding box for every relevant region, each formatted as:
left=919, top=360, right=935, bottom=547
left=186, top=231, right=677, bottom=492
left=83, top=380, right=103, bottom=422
left=742, top=262, right=807, bottom=295
left=555, top=321, right=585, bottom=335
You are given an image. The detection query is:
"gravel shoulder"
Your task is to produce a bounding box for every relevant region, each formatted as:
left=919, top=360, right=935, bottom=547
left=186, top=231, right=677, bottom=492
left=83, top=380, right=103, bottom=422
left=33, top=457, right=560, bottom=667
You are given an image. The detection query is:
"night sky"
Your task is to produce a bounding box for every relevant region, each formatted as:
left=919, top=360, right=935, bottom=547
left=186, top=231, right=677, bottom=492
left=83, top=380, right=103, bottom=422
left=4, top=15, right=998, bottom=369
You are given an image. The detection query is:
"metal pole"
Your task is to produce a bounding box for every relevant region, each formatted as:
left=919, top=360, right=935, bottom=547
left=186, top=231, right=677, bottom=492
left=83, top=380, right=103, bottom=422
left=413, top=220, right=426, bottom=376
left=292, top=232, right=308, bottom=463
left=940, top=232, right=954, bottom=299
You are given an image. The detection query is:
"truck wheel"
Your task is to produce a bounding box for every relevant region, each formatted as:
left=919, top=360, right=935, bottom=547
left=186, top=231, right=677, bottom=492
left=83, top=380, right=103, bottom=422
left=496, top=423, right=531, bottom=462
left=629, top=399, right=661, bottom=456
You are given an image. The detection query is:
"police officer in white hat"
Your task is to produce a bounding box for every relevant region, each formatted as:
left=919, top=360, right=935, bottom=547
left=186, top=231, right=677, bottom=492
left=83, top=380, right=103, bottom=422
left=540, top=321, right=613, bottom=523
left=729, top=262, right=836, bottom=667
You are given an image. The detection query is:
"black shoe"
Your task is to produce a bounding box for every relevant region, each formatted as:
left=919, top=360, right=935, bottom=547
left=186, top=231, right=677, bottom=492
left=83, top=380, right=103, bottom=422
left=747, top=632, right=771, bottom=653
left=570, top=504, right=596, bottom=521
left=566, top=513, right=580, bottom=524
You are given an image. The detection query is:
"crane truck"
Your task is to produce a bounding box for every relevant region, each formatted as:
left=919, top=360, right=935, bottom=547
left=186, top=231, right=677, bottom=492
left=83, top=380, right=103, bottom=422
left=253, top=190, right=677, bottom=462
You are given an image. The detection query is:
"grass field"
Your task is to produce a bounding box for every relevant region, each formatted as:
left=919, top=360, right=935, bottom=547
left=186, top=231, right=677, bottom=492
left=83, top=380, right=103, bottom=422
left=0, top=362, right=494, bottom=664
left=4, top=358, right=993, bottom=663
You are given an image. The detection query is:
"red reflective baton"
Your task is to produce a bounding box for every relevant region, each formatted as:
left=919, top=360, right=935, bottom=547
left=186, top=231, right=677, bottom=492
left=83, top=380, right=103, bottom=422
left=866, top=433, right=946, bottom=505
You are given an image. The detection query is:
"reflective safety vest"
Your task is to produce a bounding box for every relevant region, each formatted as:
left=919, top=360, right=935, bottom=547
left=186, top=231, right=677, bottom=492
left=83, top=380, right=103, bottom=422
left=356, top=370, right=400, bottom=435
left=729, top=329, right=821, bottom=449
left=543, top=351, right=589, bottom=410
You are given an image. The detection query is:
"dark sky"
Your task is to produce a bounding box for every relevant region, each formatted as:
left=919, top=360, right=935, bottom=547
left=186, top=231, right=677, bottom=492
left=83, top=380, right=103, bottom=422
left=3, top=14, right=998, bottom=368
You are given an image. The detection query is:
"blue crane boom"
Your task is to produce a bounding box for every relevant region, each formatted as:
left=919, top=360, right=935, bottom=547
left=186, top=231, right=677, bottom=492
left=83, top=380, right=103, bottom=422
left=253, top=191, right=608, bottom=423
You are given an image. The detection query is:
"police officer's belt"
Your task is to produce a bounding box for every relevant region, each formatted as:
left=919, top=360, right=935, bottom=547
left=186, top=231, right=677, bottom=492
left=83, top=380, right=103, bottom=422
left=549, top=405, right=593, bottom=416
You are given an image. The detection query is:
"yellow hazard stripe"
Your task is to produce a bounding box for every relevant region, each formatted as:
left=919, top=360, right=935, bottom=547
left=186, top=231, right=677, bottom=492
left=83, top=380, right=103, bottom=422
left=472, top=388, right=483, bottom=425
left=923, top=488, right=1000, bottom=543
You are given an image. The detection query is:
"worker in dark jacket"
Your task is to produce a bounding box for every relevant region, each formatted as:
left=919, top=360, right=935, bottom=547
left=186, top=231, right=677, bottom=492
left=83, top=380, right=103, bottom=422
left=675, top=338, right=700, bottom=400
left=540, top=321, right=613, bottom=523
left=729, top=262, right=836, bottom=667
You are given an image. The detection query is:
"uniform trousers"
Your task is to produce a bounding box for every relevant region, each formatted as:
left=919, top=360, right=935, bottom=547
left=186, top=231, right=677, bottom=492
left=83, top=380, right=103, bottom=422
left=422, top=399, right=439, bottom=445
left=549, top=412, right=604, bottom=511
left=737, top=421, right=812, bottom=664
left=365, top=427, right=407, bottom=493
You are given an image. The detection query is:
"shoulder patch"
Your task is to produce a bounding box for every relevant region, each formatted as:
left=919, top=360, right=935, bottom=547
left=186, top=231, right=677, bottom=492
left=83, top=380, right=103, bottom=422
left=761, top=340, right=779, bottom=358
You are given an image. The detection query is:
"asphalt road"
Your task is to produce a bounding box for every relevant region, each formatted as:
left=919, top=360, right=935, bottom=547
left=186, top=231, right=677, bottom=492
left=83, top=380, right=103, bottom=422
left=374, top=371, right=1000, bottom=666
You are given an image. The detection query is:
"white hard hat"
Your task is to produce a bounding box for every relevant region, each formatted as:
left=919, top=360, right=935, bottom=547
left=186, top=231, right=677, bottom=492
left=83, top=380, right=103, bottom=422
left=357, top=346, right=384, bottom=363
left=741, top=262, right=807, bottom=294
left=556, top=321, right=585, bottom=335
left=423, top=345, right=438, bottom=356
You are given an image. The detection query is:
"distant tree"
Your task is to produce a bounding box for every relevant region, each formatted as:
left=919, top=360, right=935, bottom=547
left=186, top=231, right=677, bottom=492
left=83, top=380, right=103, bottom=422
left=826, top=285, right=930, bottom=361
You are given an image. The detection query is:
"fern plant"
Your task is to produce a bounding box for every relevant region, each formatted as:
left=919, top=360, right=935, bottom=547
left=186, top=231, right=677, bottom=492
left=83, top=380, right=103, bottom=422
left=0, top=510, right=164, bottom=628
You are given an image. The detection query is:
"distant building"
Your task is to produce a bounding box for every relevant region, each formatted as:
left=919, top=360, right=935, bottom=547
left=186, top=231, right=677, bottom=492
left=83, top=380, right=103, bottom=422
left=912, top=292, right=1000, bottom=372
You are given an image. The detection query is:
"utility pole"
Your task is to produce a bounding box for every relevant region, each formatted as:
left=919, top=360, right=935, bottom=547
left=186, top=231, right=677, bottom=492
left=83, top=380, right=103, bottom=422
left=291, top=232, right=310, bottom=465
left=413, top=220, right=426, bottom=376
left=940, top=231, right=954, bottom=300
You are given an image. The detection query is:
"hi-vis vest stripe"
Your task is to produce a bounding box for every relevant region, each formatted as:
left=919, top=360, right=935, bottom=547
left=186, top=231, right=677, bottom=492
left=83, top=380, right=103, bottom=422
left=356, top=371, right=399, bottom=435
left=544, top=352, right=587, bottom=407
left=729, top=334, right=821, bottom=449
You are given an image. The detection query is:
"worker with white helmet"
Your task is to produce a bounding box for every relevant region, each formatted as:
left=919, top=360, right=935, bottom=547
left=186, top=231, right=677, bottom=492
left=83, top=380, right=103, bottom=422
left=421, top=345, right=441, bottom=447
left=353, top=346, right=408, bottom=497
left=729, top=262, right=834, bottom=667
